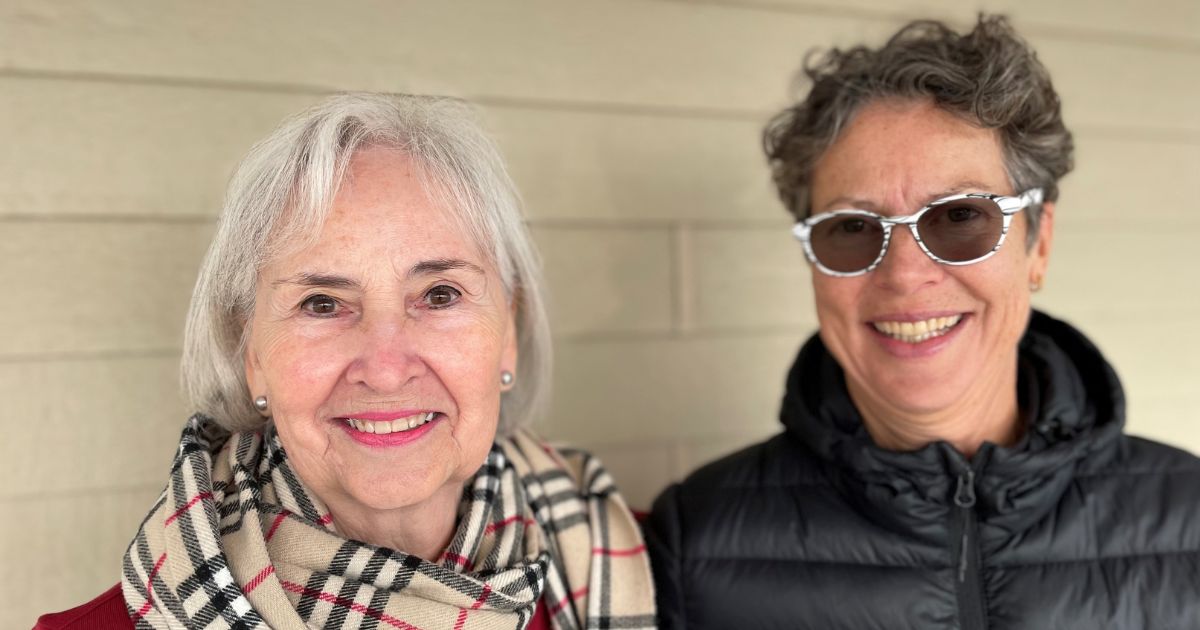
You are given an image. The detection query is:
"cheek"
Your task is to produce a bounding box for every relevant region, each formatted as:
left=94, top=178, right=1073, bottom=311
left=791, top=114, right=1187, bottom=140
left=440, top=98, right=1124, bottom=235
left=428, top=309, right=508, bottom=377
left=423, top=313, right=507, bottom=430
left=253, top=327, right=348, bottom=416
left=812, top=275, right=861, bottom=330
left=811, top=274, right=868, bottom=366
left=965, top=256, right=1033, bottom=346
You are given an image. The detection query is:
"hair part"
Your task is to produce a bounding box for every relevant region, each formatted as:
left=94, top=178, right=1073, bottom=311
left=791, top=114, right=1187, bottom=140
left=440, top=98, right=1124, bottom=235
left=763, top=14, right=1074, bottom=247
left=182, top=93, right=552, bottom=436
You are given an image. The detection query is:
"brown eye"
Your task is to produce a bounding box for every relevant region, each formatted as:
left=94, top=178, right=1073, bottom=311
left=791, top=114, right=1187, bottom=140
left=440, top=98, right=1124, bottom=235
left=946, top=206, right=982, bottom=223
left=424, top=285, right=461, bottom=308
left=837, top=218, right=867, bottom=233
left=300, top=294, right=339, bottom=315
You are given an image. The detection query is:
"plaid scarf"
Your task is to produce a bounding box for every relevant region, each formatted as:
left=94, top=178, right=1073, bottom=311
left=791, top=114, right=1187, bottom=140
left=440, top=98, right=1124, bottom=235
left=122, top=416, right=654, bottom=630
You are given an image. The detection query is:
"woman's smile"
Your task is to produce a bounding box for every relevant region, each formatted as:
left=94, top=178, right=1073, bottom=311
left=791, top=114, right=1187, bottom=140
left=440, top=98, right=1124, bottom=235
left=865, top=311, right=970, bottom=358
left=334, top=410, right=444, bottom=447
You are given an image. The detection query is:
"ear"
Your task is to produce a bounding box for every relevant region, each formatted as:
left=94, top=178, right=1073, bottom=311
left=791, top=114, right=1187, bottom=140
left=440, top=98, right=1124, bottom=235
left=1028, top=200, right=1055, bottom=285
left=243, top=328, right=265, bottom=399
left=500, top=300, right=519, bottom=392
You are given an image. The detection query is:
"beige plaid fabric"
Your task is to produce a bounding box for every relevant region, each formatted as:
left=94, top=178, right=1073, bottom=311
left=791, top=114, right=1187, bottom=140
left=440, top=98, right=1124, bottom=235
left=122, top=416, right=655, bottom=630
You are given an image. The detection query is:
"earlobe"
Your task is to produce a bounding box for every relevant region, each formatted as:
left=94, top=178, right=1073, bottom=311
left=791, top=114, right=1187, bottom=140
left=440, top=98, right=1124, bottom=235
left=500, top=303, right=519, bottom=392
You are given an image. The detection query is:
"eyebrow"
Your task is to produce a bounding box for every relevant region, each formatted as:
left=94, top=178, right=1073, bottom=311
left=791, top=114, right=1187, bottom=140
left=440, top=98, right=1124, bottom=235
left=923, top=181, right=998, bottom=203
left=818, top=180, right=1000, bottom=213
left=272, top=259, right=485, bottom=289
left=273, top=272, right=360, bottom=290
left=407, top=258, right=485, bottom=279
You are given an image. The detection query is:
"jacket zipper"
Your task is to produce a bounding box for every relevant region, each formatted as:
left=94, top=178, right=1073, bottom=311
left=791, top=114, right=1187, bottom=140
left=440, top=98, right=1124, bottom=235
left=952, top=465, right=987, bottom=629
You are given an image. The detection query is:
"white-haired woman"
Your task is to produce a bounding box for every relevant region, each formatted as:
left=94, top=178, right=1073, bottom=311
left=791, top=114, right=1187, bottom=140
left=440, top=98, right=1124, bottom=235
left=36, top=94, right=654, bottom=630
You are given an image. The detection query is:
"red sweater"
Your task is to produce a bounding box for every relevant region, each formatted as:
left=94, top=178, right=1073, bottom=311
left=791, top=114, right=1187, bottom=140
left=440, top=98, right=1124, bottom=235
left=34, top=584, right=554, bottom=630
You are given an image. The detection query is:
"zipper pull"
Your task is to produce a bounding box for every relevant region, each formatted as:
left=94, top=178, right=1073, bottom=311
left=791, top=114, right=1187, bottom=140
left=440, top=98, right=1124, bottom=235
left=954, top=468, right=976, bottom=509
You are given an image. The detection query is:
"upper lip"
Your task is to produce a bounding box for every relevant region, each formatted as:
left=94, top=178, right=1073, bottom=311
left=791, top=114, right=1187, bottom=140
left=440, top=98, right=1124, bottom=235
left=335, top=410, right=437, bottom=421
left=867, top=310, right=967, bottom=323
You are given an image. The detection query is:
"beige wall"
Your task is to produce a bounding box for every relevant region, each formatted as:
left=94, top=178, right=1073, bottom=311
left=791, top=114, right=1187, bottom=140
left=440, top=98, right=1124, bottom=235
left=3, top=0, right=1198, bottom=625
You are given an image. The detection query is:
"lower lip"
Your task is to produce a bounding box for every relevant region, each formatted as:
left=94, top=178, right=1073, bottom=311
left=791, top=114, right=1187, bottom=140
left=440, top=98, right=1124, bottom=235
left=867, top=315, right=969, bottom=359
left=336, top=416, right=440, bottom=448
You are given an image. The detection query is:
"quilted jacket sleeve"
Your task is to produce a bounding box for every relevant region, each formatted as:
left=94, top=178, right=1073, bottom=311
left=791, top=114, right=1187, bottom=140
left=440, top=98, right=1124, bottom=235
left=646, top=483, right=686, bottom=630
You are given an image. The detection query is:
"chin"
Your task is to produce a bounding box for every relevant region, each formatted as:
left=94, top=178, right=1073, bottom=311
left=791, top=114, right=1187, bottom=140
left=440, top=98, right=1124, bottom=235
left=346, top=466, right=453, bottom=512
left=865, top=365, right=972, bottom=414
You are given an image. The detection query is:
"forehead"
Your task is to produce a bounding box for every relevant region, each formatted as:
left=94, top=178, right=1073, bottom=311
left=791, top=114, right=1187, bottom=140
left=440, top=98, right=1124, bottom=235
left=811, top=99, right=1009, bottom=206
left=271, top=147, right=492, bottom=270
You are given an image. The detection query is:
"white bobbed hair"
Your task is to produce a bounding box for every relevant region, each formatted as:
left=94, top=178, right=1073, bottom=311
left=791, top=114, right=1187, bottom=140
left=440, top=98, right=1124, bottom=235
left=181, top=92, right=552, bottom=436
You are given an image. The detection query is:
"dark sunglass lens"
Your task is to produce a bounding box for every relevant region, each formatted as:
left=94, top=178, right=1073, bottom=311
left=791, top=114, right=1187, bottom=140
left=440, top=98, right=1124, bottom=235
left=810, top=215, right=885, bottom=273
left=918, top=198, right=1005, bottom=262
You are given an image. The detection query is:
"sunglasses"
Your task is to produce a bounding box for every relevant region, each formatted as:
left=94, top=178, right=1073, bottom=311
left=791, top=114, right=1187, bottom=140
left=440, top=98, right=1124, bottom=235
left=792, top=189, right=1043, bottom=277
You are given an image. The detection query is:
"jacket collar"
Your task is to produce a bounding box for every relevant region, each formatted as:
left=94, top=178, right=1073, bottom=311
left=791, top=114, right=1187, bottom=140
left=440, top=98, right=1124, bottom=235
left=780, top=310, right=1125, bottom=533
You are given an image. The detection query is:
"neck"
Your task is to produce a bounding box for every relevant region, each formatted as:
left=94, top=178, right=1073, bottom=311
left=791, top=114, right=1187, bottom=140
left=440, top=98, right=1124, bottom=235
left=322, top=483, right=462, bottom=562
left=847, top=356, right=1023, bottom=459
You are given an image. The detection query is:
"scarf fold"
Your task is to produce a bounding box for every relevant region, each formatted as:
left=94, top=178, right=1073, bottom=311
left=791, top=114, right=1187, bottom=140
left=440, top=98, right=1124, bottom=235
left=122, top=416, right=654, bottom=630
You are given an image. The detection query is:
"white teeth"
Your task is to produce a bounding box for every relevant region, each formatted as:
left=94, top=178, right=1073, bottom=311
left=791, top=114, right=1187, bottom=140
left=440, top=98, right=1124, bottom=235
left=344, top=412, right=437, bottom=435
left=873, top=314, right=962, bottom=344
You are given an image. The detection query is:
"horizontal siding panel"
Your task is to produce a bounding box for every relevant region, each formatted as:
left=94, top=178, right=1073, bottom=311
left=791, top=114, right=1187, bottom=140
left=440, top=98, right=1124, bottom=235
left=489, top=107, right=777, bottom=223
left=5, top=2, right=1197, bottom=131
left=688, top=225, right=816, bottom=331
left=0, top=222, right=212, bottom=356
left=0, top=77, right=315, bottom=218
left=546, top=333, right=805, bottom=445
left=1039, top=39, right=1200, bottom=133
left=0, top=487, right=162, bottom=629
left=582, top=441, right=680, bottom=511
left=1125, top=394, right=1200, bottom=454
left=1, top=0, right=875, bottom=113
left=1035, top=231, right=1200, bottom=318
left=531, top=226, right=675, bottom=337
left=0, top=356, right=185, bottom=498
left=701, top=0, right=1200, bottom=46
left=1, top=77, right=778, bottom=223
left=1052, top=312, right=1200, bottom=401
left=1059, top=134, right=1200, bottom=228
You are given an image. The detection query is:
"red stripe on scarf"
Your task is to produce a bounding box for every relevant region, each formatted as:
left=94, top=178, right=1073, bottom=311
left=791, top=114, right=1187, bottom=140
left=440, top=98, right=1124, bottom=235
left=549, top=585, right=589, bottom=616
left=317, top=513, right=333, bottom=526
left=592, top=544, right=647, bottom=557
left=131, top=553, right=168, bottom=620
left=265, top=511, right=291, bottom=542
left=440, top=551, right=473, bottom=570
left=244, top=565, right=275, bottom=594
left=452, top=584, right=492, bottom=630
left=280, top=580, right=425, bottom=630
left=164, top=492, right=213, bottom=526
left=484, top=515, right=537, bottom=534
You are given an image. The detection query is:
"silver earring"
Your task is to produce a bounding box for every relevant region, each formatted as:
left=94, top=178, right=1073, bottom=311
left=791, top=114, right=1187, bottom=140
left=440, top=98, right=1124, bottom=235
left=500, top=371, right=514, bottom=386
left=254, top=396, right=269, bottom=412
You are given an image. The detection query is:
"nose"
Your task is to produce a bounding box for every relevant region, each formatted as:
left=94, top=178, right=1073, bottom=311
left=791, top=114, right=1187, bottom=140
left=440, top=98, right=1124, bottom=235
left=871, top=225, right=944, bottom=294
left=344, top=314, right=428, bottom=393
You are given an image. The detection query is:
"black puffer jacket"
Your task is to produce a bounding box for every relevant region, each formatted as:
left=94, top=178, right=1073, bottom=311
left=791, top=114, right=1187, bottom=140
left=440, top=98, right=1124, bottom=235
left=648, top=311, right=1200, bottom=629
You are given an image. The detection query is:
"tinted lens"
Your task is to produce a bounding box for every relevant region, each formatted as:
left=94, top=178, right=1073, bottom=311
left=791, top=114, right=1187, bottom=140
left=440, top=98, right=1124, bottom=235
left=917, top=198, right=1005, bottom=262
left=810, top=214, right=886, bottom=273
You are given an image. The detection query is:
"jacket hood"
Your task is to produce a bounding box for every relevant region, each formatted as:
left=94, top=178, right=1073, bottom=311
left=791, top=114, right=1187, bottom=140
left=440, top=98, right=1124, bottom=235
left=780, top=309, right=1126, bottom=535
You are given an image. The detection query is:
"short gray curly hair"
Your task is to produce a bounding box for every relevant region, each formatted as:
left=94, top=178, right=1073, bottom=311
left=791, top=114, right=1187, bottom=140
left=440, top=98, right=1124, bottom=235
left=182, top=93, right=551, bottom=435
left=764, top=14, right=1073, bottom=247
